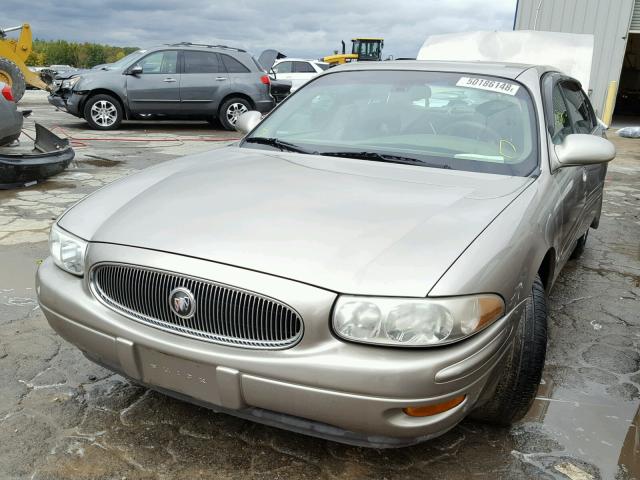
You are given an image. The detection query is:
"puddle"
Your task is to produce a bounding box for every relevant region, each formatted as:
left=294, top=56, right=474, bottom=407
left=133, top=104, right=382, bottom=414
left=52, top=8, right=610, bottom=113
left=525, top=373, right=639, bottom=478
left=80, top=157, right=121, bottom=167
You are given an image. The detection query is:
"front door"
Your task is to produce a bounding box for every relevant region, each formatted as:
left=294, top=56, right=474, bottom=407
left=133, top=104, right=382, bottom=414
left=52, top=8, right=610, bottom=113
left=548, top=81, right=586, bottom=261
left=126, top=50, right=180, bottom=114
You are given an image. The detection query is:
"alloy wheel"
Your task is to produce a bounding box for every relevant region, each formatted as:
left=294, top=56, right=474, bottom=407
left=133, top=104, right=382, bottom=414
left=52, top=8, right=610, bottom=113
left=90, top=100, right=118, bottom=127
left=226, top=102, right=248, bottom=125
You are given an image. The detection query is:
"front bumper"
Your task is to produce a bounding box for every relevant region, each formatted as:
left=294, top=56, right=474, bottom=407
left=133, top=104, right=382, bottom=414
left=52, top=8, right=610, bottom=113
left=48, top=92, right=84, bottom=117
left=36, top=243, right=520, bottom=447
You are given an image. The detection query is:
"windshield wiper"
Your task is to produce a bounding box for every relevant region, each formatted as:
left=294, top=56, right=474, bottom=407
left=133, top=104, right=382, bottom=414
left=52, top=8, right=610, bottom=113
left=320, top=151, right=451, bottom=169
left=244, top=137, right=313, bottom=154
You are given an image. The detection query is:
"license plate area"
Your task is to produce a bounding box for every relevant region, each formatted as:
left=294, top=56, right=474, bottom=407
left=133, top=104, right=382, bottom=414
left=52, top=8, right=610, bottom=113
left=138, top=347, right=221, bottom=404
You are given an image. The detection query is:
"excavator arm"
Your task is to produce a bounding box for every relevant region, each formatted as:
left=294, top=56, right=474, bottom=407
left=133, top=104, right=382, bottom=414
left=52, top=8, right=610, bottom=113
left=0, top=24, right=50, bottom=100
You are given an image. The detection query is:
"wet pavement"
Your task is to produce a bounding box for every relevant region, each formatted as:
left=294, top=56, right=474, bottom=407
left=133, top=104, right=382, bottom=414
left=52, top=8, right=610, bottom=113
left=0, top=92, right=639, bottom=479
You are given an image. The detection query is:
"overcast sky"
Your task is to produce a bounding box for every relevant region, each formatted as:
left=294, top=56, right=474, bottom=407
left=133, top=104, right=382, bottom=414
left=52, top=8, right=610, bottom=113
left=3, top=0, right=517, bottom=59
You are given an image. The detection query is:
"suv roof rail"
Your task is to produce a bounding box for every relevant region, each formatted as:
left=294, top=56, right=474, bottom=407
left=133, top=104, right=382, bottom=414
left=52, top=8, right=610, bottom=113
left=166, top=42, right=246, bottom=53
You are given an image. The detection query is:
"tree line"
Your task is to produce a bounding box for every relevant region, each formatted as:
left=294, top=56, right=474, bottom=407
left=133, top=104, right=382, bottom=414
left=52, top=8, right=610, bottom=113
left=26, top=39, right=138, bottom=68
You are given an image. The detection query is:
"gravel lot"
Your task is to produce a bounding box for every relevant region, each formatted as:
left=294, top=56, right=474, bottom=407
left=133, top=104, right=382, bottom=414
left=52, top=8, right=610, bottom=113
left=0, top=91, right=638, bottom=480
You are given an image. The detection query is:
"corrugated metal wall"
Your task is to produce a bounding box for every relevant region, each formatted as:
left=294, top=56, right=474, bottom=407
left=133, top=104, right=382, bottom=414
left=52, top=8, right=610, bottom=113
left=514, top=0, right=634, bottom=116
left=630, top=0, right=640, bottom=32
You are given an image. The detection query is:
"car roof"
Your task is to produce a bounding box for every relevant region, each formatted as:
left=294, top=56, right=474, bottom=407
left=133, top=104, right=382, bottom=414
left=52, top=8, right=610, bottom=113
left=154, top=43, right=249, bottom=54
left=333, top=60, right=556, bottom=79
left=274, top=58, right=326, bottom=64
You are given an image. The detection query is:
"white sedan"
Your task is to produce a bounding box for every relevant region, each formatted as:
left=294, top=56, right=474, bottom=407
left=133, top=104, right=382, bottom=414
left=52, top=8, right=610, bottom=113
left=272, top=58, right=330, bottom=92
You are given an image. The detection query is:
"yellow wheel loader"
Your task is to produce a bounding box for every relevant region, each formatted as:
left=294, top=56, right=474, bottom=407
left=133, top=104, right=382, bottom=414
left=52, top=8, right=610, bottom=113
left=323, top=38, right=384, bottom=66
left=0, top=24, right=50, bottom=102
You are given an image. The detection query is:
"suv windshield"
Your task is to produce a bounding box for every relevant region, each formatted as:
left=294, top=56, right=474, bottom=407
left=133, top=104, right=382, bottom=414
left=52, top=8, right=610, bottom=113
left=105, top=50, right=147, bottom=70
left=243, top=70, right=538, bottom=176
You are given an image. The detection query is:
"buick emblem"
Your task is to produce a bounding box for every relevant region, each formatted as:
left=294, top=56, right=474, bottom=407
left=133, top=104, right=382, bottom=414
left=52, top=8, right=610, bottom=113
left=169, top=287, right=196, bottom=319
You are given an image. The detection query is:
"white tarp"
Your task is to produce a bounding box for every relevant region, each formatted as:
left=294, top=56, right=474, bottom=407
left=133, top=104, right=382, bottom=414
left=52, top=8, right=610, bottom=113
left=417, top=30, right=594, bottom=92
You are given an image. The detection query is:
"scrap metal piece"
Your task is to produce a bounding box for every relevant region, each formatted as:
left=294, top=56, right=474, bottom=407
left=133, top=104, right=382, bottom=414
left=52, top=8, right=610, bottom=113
left=0, top=123, right=74, bottom=189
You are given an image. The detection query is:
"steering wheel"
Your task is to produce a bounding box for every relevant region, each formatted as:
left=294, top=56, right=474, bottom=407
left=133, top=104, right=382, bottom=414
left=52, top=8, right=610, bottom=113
left=440, top=120, right=502, bottom=143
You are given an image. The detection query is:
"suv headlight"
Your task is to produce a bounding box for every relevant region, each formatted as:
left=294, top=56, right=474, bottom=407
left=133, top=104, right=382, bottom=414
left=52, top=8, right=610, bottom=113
left=332, top=294, right=504, bottom=347
left=61, top=76, right=80, bottom=90
left=49, top=223, right=88, bottom=276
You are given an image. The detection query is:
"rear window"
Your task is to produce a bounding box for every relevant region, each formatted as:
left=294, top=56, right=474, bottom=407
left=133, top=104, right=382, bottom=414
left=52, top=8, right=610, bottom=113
left=294, top=62, right=316, bottom=73
left=221, top=54, right=250, bottom=73
left=183, top=51, right=222, bottom=74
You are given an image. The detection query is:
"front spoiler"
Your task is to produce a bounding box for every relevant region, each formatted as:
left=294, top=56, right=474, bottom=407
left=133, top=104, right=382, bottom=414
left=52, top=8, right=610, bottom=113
left=0, top=123, right=75, bottom=189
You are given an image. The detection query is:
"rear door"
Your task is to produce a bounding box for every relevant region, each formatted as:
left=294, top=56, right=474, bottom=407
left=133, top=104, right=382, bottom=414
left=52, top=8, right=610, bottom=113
left=126, top=50, right=180, bottom=113
left=179, top=50, right=228, bottom=114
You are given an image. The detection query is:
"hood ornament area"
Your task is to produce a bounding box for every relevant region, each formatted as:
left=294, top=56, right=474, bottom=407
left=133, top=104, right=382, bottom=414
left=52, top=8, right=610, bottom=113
left=169, top=287, right=196, bottom=319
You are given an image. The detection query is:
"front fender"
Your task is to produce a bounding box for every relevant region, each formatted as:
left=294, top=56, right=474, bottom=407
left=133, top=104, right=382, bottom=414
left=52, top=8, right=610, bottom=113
left=428, top=178, right=555, bottom=310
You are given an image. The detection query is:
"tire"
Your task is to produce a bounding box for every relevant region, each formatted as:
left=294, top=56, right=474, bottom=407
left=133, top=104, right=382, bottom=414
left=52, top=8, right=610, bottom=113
left=471, top=275, right=547, bottom=425
left=570, top=230, right=588, bottom=260
left=218, top=97, right=251, bottom=131
left=206, top=116, right=221, bottom=128
left=83, top=94, right=123, bottom=130
left=0, top=58, right=27, bottom=102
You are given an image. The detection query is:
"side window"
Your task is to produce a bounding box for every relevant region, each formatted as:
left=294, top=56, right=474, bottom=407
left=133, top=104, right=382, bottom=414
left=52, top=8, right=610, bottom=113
left=551, top=84, right=571, bottom=144
left=183, top=51, right=221, bottom=74
left=294, top=62, right=316, bottom=73
left=273, top=62, right=292, bottom=74
left=138, top=51, right=178, bottom=74
left=221, top=54, right=250, bottom=73
left=560, top=81, right=596, bottom=133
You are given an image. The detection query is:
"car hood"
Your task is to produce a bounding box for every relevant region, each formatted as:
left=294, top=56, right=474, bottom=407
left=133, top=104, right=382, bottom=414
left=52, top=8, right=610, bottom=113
left=60, top=147, right=533, bottom=296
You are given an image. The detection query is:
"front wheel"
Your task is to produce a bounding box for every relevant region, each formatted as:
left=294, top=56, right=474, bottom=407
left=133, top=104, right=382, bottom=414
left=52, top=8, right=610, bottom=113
left=218, top=97, right=251, bottom=131
left=84, top=94, right=123, bottom=130
left=470, top=275, right=547, bottom=425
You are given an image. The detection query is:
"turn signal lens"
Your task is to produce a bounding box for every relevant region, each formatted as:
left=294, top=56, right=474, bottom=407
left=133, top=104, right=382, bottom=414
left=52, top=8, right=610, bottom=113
left=478, top=296, right=504, bottom=329
left=403, top=396, right=465, bottom=417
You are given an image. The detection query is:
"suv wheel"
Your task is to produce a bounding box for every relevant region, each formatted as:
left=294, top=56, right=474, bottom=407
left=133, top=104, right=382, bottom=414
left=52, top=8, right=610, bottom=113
left=470, top=275, right=547, bottom=425
left=84, top=94, right=123, bottom=130
left=219, top=97, right=250, bottom=130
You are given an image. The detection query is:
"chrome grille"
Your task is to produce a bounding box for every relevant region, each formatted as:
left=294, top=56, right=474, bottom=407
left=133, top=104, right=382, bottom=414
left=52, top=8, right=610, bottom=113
left=90, top=263, right=303, bottom=349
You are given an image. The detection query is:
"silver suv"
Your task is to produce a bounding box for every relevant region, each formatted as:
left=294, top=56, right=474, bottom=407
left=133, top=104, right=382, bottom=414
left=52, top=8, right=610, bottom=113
left=48, top=43, right=275, bottom=130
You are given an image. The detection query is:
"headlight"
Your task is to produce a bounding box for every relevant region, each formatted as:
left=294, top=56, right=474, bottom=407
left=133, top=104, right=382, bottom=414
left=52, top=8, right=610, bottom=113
left=49, top=223, right=88, bottom=276
left=61, top=76, right=80, bottom=90
left=333, top=294, right=504, bottom=347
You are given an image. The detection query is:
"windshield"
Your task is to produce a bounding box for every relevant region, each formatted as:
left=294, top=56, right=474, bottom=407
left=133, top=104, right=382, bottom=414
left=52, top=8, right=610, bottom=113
left=243, top=70, right=538, bottom=176
left=352, top=41, right=382, bottom=61
left=105, top=50, right=147, bottom=70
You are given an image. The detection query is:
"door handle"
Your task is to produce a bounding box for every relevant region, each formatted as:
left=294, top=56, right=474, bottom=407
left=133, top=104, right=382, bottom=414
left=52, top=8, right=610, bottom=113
left=215, top=77, right=227, bottom=81
left=163, top=77, right=177, bottom=83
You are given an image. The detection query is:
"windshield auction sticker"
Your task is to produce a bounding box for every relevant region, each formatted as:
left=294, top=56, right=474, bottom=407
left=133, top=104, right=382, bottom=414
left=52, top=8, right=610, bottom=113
left=456, top=77, right=520, bottom=96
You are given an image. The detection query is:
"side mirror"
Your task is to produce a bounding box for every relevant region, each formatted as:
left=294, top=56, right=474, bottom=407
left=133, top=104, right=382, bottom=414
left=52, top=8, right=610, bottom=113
left=555, top=134, right=616, bottom=167
left=128, top=65, right=143, bottom=76
left=235, top=111, right=262, bottom=135
left=269, top=68, right=277, bottom=80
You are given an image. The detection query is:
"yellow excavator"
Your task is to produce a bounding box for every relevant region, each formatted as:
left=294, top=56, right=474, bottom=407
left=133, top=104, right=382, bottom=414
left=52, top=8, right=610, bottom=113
left=0, top=24, right=50, bottom=102
left=323, top=38, right=384, bottom=65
